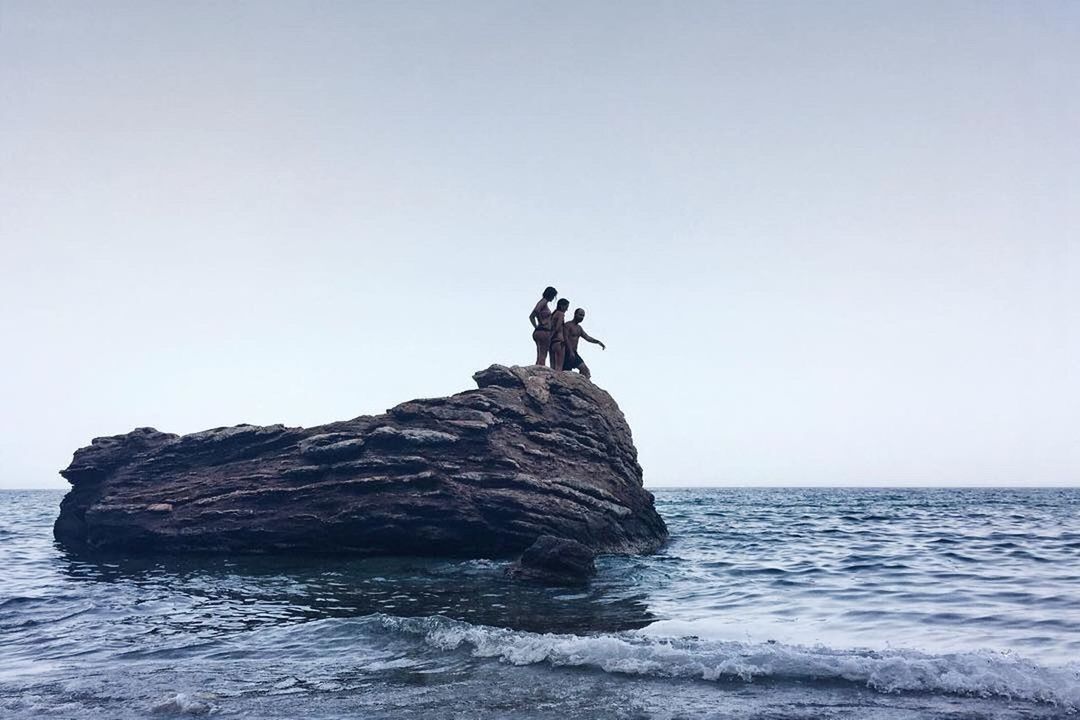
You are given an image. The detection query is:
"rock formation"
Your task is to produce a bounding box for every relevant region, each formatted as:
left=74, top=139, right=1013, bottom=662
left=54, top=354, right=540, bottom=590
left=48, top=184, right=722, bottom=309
left=55, top=365, right=668, bottom=557
left=507, top=535, right=597, bottom=585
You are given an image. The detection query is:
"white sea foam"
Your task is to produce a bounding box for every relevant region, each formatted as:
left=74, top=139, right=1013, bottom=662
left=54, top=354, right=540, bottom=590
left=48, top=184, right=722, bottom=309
left=150, top=692, right=214, bottom=715
left=376, top=614, right=1080, bottom=709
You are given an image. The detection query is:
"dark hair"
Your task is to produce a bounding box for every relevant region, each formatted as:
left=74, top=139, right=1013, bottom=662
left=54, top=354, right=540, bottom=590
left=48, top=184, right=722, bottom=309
left=543, top=286, right=558, bottom=301
left=556, top=298, right=570, bottom=310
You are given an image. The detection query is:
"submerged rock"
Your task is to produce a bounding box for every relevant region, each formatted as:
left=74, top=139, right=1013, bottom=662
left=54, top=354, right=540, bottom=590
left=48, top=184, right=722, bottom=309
left=507, top=535, right=597, bottom=585
left=55, top=365, right=668, bottom=557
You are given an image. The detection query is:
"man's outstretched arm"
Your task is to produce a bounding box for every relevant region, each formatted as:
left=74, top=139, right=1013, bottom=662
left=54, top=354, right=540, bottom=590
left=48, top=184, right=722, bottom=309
left=580, top=330, right=606, bottom=350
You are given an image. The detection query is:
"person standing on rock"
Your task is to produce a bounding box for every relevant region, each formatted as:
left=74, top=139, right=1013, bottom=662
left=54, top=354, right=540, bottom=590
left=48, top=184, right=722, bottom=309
left=562, top=308, right=605, bottom=378
left=548, top=298, right=571, bottom=371
left=529, top=286, right=558, bottom=366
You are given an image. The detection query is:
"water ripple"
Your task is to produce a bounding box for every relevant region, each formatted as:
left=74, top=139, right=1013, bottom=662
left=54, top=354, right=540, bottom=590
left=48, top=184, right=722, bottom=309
left=1, top=487, right=1078, bottom=719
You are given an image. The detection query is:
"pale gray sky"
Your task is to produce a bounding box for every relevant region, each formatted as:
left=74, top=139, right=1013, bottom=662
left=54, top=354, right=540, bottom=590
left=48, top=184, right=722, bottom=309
left=1, top=1, right=1077, bottom=489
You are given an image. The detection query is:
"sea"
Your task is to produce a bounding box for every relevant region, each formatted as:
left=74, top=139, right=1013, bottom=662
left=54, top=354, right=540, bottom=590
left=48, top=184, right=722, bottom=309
left=1, top=487, right=1078, bottom=719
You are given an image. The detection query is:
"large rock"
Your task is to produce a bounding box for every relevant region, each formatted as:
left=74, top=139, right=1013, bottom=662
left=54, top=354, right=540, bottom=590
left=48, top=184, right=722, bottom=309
left=54, top=365, right=668, bottom=556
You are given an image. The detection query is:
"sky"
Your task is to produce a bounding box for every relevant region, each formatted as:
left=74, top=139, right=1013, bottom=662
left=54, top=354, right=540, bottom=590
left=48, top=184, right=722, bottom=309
left=1, top=1, right=1077, bottom=489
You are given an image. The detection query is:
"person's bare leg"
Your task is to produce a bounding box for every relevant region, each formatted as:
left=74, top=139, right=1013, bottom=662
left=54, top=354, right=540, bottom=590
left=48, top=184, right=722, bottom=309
left=577, top=361, right=591, bottom=379
left=551, top=344, right=565, bottom=371
left=533, top=329, right=550, bottom=366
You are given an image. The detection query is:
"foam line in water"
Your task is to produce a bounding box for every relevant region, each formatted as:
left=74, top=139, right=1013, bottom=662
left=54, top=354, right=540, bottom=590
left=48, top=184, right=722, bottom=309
left=374, top=614, right=1080, bottom=709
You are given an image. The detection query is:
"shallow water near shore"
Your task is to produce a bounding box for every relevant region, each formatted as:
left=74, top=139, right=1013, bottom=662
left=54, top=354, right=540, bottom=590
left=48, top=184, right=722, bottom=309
left=2, top=487, right=1078, bottom=718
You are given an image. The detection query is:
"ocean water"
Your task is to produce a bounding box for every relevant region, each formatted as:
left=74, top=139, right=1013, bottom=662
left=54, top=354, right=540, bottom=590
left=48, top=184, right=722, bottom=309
left=1, top=487, right=1078, bottom=719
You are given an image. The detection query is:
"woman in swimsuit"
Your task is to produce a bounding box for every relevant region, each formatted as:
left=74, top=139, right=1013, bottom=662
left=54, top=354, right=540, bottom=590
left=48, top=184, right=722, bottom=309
left=529, top=286, right=558, bottom=366
left=548, top=298, right=571, bottom=371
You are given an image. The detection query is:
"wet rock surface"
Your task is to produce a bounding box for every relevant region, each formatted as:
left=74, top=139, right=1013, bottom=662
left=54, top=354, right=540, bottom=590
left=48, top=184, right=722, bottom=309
left=55, top=365, right=668, bottom=557
left=507, top=535, right=597, bottom=585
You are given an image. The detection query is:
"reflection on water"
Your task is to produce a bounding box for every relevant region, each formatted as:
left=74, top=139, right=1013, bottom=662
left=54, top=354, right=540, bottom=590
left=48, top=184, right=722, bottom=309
left=57, top=547, right=656, bottom=636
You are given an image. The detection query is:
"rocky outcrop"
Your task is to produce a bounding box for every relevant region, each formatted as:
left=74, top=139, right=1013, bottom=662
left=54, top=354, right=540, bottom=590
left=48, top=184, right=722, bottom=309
left=507, top=535, right=597, bottom=585
left=55, top=365, right=667, bottom=557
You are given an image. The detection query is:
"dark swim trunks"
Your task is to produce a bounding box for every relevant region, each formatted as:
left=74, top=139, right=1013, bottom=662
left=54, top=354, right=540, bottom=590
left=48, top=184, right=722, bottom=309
left=563, top=350, right=583, bottom=370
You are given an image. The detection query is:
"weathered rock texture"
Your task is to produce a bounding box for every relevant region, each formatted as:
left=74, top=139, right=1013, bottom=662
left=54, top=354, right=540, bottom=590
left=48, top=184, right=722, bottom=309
left=55, top=365, right=667, bottom=556
left=507, top=535, right=597, bottom=585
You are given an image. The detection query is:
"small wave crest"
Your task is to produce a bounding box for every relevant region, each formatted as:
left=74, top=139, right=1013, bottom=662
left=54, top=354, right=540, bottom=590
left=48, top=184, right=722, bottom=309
left=150, top=692, right=214, bottom=715
left=374, top=614, right=1080, bottom=709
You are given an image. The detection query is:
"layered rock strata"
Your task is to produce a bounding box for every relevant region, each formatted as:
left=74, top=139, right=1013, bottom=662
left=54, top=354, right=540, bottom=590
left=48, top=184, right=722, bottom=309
left=55, top=365, right=667, bottom=556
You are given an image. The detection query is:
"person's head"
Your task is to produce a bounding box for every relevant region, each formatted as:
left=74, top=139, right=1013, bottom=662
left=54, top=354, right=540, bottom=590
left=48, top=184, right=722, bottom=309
left=556, top=299, right=570, bottom=311
left=542, top=286, right=558, bottom=301
left=574, top=308, right=586, bottom=323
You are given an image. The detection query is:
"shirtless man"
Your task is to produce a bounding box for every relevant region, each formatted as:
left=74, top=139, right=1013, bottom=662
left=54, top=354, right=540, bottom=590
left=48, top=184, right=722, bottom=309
left=548, top=299, right=571, bottom=371
left=562, top=308, right=606, bottom=378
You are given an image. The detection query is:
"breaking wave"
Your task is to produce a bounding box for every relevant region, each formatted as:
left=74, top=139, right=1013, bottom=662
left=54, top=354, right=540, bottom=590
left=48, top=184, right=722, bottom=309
left=373, top=614, right=1080, bottom=709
